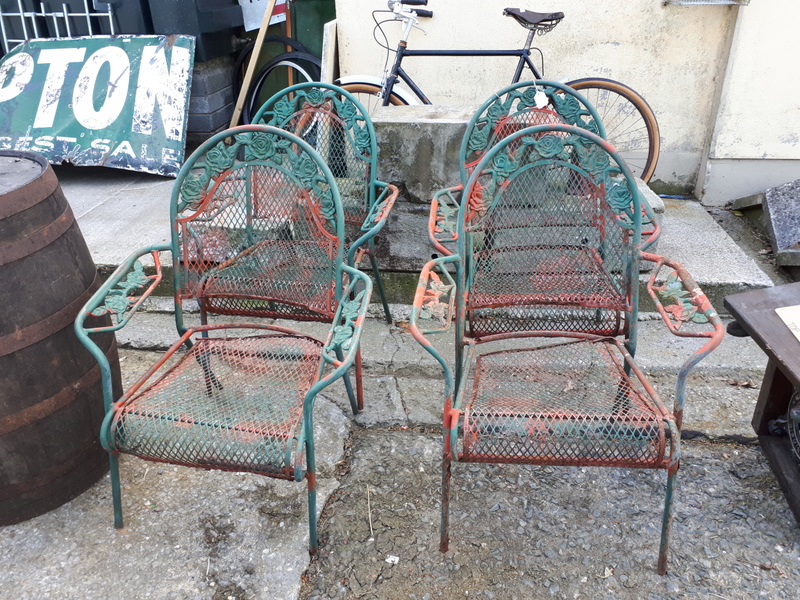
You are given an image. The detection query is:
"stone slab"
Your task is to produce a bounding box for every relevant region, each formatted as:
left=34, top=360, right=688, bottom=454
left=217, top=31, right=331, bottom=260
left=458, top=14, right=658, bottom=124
left=764, top=179, right=800, bottom=265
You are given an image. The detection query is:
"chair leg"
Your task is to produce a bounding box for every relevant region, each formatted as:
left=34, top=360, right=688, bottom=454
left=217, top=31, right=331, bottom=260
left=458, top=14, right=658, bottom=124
left=109, top=453, right=124, bottom=529
left=336, top=346, right=359, bottom=414
left=355, top=348, right=364, bottom=412
left=367, top=245, right=392, bottom=324
left=306, top=439, right=319, bottom=555
left=440, top=452, right=452, bottom=553
left=658, top=465, right=679, bottom=575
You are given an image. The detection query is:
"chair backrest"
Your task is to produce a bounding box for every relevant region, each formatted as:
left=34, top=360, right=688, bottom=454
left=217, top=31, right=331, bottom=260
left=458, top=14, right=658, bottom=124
left=457, top=124, right=641, bottom=340
left=171, top=124, right=345, bottom=323
left=252, top=83, right=378, bottom=232
left=460, top=80, right=605, bottom=183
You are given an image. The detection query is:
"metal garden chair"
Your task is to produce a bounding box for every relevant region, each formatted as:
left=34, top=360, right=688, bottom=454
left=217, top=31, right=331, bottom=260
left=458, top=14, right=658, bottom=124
left=74, top=125, right=372, bottom=554
left=252, top=82, right=399, bottom=325
left=410, top=124, right=724, bottom=574
left=428, top=80, right=659, bottom=257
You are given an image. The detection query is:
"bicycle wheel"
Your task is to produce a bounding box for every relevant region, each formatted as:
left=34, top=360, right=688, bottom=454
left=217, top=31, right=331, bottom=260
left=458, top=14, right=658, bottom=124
left=243, top=52, right=322, bottom=124
left=233, top=36, right=315, bottom=98
left=568, top=78, right=660, bottom=183
left=339, top=82, right=407, bottom=116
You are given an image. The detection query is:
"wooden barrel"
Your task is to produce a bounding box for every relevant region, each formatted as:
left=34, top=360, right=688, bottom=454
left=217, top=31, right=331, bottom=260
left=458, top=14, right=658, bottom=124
left=0, top=150, right=122, bottom=525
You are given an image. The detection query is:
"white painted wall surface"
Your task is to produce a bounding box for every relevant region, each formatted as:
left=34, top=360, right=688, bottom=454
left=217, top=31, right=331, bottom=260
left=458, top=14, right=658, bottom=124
left=335, top=0, right=739, bottom=187
left=695, top=0, right=800, bottom=204
left=711, top=0, right=800, bottom=161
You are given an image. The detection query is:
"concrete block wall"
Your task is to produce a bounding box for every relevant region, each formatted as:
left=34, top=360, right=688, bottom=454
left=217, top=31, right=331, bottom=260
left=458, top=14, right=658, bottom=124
left=186, top=56, right=237, bottom=149
left=369, top=106, right=665, bottom=276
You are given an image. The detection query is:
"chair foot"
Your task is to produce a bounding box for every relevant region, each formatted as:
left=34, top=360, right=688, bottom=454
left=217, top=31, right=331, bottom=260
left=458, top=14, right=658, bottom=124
left=440, top=452, right=452, bottom=553
left=658, top=466, right=679, bottom=576
left=109, top=453, right=124, bottom=529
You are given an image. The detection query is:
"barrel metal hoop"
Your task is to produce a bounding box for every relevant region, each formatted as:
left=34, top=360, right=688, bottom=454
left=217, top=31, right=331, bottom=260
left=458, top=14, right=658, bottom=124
left=0, top=271, right=99, bottom=357
left=0, top=361, right=103, bottom=435
left=0, top=162, right=59, bottom=220
left=0, top=202, right=76, bottom=267
left=0, top=441, right=103, bottom=501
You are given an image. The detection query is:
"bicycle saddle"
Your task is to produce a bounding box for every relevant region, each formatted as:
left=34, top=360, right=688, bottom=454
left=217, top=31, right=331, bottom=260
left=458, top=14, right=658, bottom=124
left=503, top=8, right=564, bottom=30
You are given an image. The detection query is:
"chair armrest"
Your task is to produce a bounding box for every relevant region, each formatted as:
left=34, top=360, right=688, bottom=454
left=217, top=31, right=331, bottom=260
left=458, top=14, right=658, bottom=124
left=642, top=252, right=725, bottom=425
left=316, top=265, right=373, bottom=385
left=409, top=255, right=459, bottom=394
left=428, top=186, right=462, bottom=257
left=75, top=245, right=169, bottom=336
left=640, top=195, right=661, bottom=251
left=348, top=182, right=399, bottom=265
left=73, top=244, right=169, bottom=411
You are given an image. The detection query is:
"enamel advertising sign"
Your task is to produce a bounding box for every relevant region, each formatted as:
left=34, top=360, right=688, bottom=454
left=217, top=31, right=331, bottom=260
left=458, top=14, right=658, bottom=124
left=0, top=35, right=195, bottom=176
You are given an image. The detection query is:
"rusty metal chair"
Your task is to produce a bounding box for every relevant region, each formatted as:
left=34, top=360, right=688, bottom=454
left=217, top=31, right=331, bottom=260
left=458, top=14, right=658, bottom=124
left=74, top=125, right=372, bottom=554
left=410, top=124, right=724, bottom=574
left=252, top=82, right=399, bottom=324
left=429, top=80, right=659, bottom=257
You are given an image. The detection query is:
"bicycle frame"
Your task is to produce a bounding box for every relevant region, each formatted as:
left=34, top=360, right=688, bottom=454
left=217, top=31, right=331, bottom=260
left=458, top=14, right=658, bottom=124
left=379, top=8, right=542, bottom=106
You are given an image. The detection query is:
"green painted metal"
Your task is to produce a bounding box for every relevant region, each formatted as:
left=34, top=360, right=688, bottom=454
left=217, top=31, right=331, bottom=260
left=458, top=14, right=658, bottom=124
left=252, top=82, right=399, bottom=324
left=0, top=35, right=195, bottom=176
left=410, top=124, right=725, bottom=575
left=74, top=124, right=372, bottom=554
left=428, top=80, right=660, bottom=257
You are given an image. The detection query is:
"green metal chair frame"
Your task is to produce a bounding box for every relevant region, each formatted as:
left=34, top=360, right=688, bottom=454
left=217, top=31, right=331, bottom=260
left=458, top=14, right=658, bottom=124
left=75, top=125, right=372, bottom=554
left=252, top=82, right=399, bottom=325
left=428, top=80, right=659, bottom=257
left=410, top=124, right=724, bottom=574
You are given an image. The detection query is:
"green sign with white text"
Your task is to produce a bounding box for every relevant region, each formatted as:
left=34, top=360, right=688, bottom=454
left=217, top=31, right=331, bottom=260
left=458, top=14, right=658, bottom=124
left=0, top=35, right=195, bottom=176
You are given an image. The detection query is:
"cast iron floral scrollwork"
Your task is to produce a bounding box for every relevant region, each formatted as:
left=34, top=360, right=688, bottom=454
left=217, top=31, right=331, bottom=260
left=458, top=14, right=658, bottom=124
left=653, top=272, right=709, bottom=326
left=258, top=87, right=373, bottom=157
left=91, top=260, right=152, bottom=323
left=326, top=290, right=366, bottom=354
left=178, top=130, right=337, bottom=226
left=419, top=270, right=455, bottom=326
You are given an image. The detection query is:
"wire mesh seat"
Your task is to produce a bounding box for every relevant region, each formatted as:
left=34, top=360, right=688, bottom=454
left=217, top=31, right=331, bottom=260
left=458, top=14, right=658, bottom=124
left=252, top=82, right=399, bottom=324
left=75, top=125, right=373, bottom=554
left=410, top=124, right=724, bottom=575
left=428, top=80, right=659, bottom=257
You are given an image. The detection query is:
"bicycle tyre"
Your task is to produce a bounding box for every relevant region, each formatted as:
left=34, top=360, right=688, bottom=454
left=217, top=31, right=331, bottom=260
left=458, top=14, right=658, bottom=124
left=339, top=82, right=407, bottom=116
left=243, top=52, right=322, bottom=124
left=567, top=77, right=660, bottom=183
left=233, top=36, right=315, bottom=98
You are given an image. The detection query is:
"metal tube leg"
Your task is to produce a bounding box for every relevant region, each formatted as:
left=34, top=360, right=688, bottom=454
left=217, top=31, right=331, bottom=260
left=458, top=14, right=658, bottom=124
left=336, top=346, right=359, bottom=414
left=368, top=247, right=392, bottom=324
left=355, top=348, right=364, bottom=412
left=658, top=465, right=679, bottom=575
left=109, top=453, right=124, bottom=529
left=306, top=439, right=318, bottom=555
left=440, top=452, right=452, bottom=552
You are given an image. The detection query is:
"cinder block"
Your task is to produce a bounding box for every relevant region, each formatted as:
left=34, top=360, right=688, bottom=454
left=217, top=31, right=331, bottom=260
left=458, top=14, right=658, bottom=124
left=190, top=56, right=236, bottom=97
left=189, top=85, right=234, bottom=114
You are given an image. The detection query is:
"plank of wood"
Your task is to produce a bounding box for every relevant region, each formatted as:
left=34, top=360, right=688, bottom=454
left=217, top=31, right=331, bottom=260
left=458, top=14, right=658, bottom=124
left=759, top=435, right=800, bottom=525
left=230, top=0, right=279, bottom=128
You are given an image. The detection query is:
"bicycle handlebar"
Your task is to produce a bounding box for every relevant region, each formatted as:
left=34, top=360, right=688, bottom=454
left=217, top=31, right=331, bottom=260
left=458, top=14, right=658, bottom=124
left=400, top=0, right=428, bottom=6
left=414, top=8, right=433, bottom=18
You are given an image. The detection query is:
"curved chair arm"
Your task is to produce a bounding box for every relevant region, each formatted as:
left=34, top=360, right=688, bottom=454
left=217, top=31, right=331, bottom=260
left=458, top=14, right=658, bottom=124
left=428, top=186, right=462, bottom=257
left=640, top=195, right=662, bottom=251
left=642, top=252, right=725, bottom=427
left=347, top=181, right=399, bottom=266
left=409, top=255, right=459, bottom=393
left=74, top=244, right=169, bottom=411
left=316, top=265, right=373, bottom=385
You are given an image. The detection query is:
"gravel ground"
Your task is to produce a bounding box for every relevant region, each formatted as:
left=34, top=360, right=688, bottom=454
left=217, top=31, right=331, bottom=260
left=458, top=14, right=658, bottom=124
left=301, top=430, right=800, bottom=600
left=2, top=328, right=797, bottom=599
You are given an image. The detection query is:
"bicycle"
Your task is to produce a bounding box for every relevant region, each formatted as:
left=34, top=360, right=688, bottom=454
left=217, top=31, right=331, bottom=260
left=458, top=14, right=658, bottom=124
left=338, top=1, right=660, bottom=182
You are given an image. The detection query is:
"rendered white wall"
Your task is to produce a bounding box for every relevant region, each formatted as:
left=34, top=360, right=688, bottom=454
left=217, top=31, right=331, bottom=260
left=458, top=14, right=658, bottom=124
left=697, top=0, right=800, bottom=205
left=334, top=0, right=738, bottom=188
